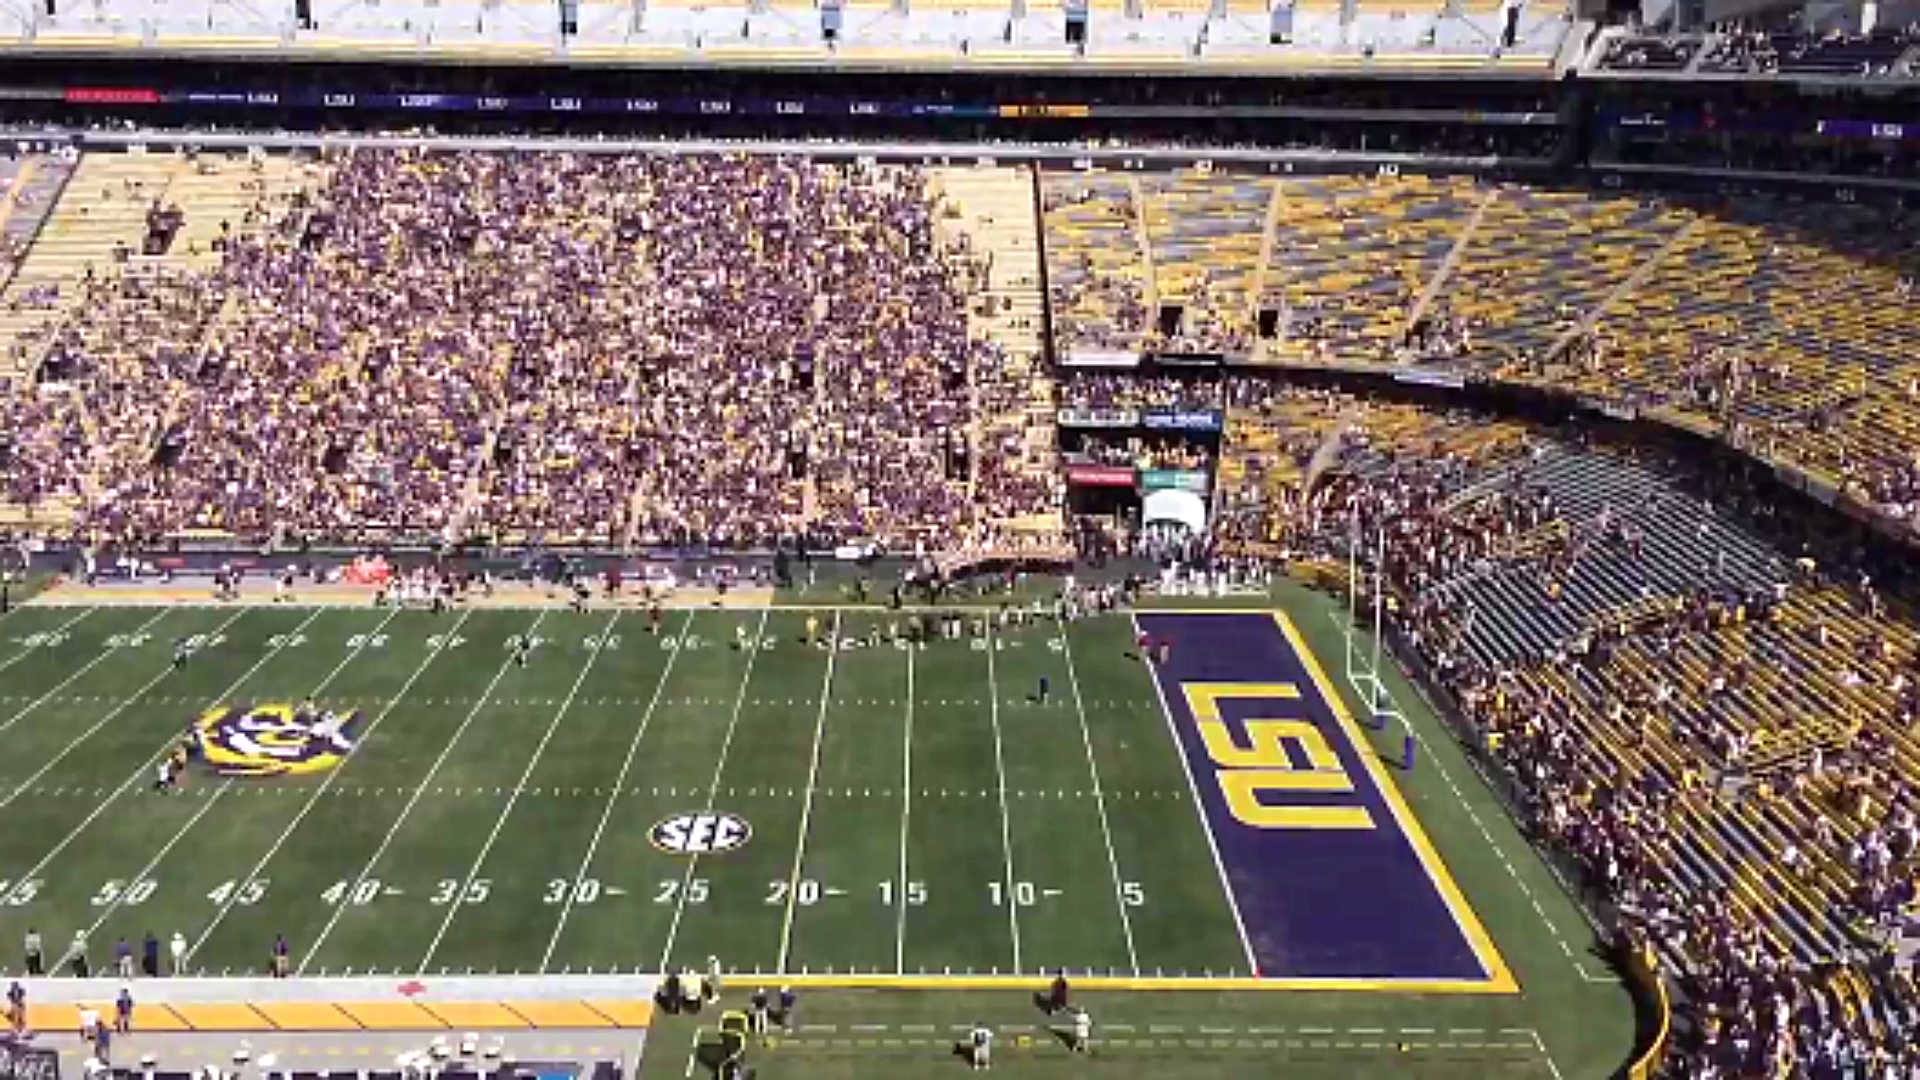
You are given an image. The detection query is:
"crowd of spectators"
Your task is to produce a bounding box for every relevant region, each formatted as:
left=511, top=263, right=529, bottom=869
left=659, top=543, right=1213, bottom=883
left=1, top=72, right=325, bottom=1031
left=1290, top=431, right=1920, bottom=1077
left=1062, top=434, right=1211, bottom=471
left=1, top=150, right=1055, bottom=549
left=1699, top=23, right=1920, bottom=77
left=1057, top=371, right=1221, bottom=411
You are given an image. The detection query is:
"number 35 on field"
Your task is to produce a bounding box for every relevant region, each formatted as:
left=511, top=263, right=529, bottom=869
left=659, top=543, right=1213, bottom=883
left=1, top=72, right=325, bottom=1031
left=1181, top=683, right=1375, bottom=831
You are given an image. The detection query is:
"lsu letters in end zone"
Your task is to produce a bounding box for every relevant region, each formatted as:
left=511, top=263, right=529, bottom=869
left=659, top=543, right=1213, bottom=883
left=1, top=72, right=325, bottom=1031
left=1138, top=611, right=1516, bottom=993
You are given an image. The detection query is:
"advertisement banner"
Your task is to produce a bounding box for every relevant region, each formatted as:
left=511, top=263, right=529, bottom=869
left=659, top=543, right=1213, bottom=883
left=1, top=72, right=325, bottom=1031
left=1065, top=465, right=1138, bottom=487
left=1141, top=408, right=1224, bottom=433
left=1140, top=469, right=1210, bottom=493
left=1060, top=350, right=1142, bottom=369
left=1056, top=407, right=1140, bottom=429
left=1391, top=368, right=1466, bottom=389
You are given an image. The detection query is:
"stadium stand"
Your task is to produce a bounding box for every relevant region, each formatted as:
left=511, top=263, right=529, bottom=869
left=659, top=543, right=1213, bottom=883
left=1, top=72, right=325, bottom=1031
left=1211, top=380, right=1920, bottom=1074
left=4, top=136, right=1920, bottom=1076
left=1253, top=173, right=1480, bottom=366
left=0, top=150, right=1058, bottom=551
left=1041, top=171, right=1151, bottom=356
left=1137, top=169, right=1272, bottom=356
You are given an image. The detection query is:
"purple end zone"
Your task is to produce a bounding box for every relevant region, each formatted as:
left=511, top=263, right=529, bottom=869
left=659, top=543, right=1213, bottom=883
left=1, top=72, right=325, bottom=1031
left=1137, top=612, right=1489, bottom=982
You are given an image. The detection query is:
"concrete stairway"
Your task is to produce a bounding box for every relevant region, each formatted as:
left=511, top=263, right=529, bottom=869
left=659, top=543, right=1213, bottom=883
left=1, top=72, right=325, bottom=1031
left=928, top=166, right=1060, bottom=536
left=0, top=153, right=187, bottom=382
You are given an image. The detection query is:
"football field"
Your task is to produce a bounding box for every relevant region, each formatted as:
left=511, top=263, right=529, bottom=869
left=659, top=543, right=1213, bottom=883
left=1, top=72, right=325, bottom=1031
left=0, top=592, right=1635, bottom=1077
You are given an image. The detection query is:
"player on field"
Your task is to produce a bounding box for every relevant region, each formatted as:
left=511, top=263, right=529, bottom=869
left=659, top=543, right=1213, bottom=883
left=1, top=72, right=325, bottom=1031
left=155, top=757, right=175, bottom=793
left=735, top=623, right=750, bottom=651
left=172, top=637, right=191, bottom=669
left=648, top=602, right=665, bottom=635
left=966, top=1022, right=993, bottom=1070
left=1036, top=675, right=1050, bottom=704
left=512, top=635, right=532, bottom=668
left=804, top=615, right=820, bottom=645
left=7, top=980, right=24, bottom=1036
left=70, top=930, right=89, bottom=977
left=1040, top=970, right=1069, bottom=1015
left=169, top=931, right=186, bottom=975
left=311, top=710, right=353, bottom=753
left=705, top=955, right=723, bottom=1001
left=1065, top=1007, right=1092, bottom=1055
left=23, top=928, right=42, bottom=976
left=272, top=934, right=290, bottom=978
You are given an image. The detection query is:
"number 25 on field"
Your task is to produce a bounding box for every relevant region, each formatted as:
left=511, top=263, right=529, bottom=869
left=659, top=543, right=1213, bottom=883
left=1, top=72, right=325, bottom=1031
left=1181, top=682, right=1374, bottom=830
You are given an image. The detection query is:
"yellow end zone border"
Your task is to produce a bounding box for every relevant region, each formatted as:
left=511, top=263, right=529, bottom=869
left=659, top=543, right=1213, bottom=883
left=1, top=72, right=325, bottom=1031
left=1128, top=607, right=1519, bottom=995
left=1273, top=610, right=1517, bottom=994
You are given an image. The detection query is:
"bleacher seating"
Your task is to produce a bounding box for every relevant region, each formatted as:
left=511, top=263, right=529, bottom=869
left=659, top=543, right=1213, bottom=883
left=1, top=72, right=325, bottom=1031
left=1138, top=170, right=1273, bottom=355
left=1217, top=387, right=1920, bottom=1073
left=1042, top=172, right=1150, bottom=356
left=0, top=150, right=1055, bottom=550
left=1254, top=173, right=1479, bottom=365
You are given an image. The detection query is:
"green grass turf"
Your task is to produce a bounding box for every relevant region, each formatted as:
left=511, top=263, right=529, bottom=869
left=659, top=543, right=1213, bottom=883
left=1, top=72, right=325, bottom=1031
left=0, top=591, right=1634, bottom=1077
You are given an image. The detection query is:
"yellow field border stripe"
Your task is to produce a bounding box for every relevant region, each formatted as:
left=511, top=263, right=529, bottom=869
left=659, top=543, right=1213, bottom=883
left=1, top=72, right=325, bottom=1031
left=1273, top=611, right=1519, bottom=994
left=18, top=1000, right=667, bottom=1033
left=753, top=973, right=1507, bottom=992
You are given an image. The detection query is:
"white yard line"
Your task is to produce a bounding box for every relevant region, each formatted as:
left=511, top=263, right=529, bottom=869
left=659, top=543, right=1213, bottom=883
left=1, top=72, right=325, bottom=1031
left=983, top=624, right=1022, bottom=974
left=1129, top=613, right=1259, bottom=976
left=186, top=608, right=476, bottom=965
left=0, top=609, right=168, bottom=739
left=1058, top=627, right=1140, bottom=976
left=0, top=606, right=260, bottom=819
left=58, top=607, right=405, bottom=970
left=893, top=643, right=913, bottom=976
left=0, top=605, right=300, bottom=909
left=295, top=610, right=549, bottom=975
left=416, top=611, right=624, bottom=974
left=680, top=1029, right=701, bottom=1079
left=774, top=611, right=841, bottom=975
left=656, top=607, right=771, bottom=973
left=0, top=607, right=95, bottom=678
left=538, top=609, right=695, bottom=972
left=1530, top=1029, right=1565, bottom=1079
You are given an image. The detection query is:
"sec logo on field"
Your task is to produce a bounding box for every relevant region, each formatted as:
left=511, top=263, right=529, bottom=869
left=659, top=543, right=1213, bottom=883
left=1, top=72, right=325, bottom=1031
left=650, top=812, right=752, bottom=854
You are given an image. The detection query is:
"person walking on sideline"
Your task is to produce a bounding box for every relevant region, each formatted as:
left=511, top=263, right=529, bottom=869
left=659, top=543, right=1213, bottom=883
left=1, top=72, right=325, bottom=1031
left=966, top=1022, right=993, bottom=1070
left=1065, top=1007, right=1092, bottom=1055
left=115, top=986, right=133, bottom=1034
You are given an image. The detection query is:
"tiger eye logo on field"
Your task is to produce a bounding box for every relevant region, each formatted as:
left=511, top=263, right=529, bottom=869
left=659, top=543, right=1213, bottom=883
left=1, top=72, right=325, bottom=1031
left=195, top=702, right=360, bottom=777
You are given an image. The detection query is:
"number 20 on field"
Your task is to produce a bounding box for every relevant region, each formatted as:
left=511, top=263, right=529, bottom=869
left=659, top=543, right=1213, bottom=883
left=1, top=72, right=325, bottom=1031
left=1180, top=682, right=1375, bottom=831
